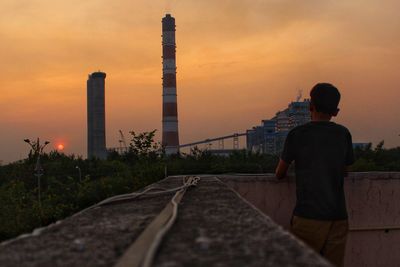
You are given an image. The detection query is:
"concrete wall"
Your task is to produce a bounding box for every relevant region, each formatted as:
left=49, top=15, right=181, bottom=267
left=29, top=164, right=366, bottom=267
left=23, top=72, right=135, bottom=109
left=0, top=176, right=332, bottom=267
left=223, top=172, right=400, bottom=267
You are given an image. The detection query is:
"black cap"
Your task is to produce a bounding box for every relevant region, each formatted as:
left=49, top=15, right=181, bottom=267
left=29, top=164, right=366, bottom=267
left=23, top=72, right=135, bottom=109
left=162, top=14, right=175, bottom=32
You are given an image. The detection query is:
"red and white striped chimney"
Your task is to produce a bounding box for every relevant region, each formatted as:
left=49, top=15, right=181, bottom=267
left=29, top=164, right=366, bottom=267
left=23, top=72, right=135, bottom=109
left=162, top=14, right=179, bottom=155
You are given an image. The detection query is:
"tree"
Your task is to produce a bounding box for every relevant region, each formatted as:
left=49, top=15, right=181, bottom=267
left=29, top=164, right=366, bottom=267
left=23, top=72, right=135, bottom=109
left=128, top=130, right=160, bottom=157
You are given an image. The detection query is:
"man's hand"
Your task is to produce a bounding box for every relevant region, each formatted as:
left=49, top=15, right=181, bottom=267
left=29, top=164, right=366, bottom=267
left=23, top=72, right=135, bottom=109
left=275, top=159, right=290, bottom=180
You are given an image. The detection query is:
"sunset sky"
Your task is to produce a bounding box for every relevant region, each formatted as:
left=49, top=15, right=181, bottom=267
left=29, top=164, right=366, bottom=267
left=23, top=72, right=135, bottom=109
left=1, top=0, right=399, bottom=162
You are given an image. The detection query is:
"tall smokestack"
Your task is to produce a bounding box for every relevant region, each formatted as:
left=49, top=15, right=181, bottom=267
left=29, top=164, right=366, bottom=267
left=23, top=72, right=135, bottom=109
left=162, top=14, right=180, bottom=154
left=87, top=71, right=107, bottom=159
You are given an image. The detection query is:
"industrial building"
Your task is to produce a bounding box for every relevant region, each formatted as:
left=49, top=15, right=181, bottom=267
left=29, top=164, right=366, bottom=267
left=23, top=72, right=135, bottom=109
left=89, top=14, right=181, bottom=158
left=247, top=98, right=311, bottom=154
left=87, top=71, right=107, bottom=159
left=162, top=14, right=180, bottom=155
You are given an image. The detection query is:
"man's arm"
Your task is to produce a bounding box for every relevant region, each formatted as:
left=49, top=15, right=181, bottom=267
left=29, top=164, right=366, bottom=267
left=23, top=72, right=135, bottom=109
left=344, top=130, right=355, bottom=177
left=277, top=130, right=295, bottom=179
left=275, top=159, right=290, bottom=180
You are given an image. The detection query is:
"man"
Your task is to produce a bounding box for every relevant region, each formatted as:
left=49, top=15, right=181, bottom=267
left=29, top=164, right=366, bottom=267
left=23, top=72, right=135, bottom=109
left=275, top=83, right=355, bottom=267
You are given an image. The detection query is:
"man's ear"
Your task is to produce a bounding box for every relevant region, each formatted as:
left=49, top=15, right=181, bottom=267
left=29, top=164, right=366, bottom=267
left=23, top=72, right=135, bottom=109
left=332, top=108, right=340, bottom=117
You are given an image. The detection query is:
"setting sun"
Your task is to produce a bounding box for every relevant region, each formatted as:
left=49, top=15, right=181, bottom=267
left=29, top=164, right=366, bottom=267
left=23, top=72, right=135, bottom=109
left=57, top=144, right=64, bottom=150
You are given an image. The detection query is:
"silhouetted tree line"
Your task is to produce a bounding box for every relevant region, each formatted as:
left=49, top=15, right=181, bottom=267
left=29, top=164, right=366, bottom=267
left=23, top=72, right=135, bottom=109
left=0, top=133, right=399, bottom=242
left=351, top=141, right=400, bottom=171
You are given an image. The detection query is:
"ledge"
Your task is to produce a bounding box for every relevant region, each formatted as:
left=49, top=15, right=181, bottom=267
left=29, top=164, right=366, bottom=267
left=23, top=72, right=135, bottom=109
left=0, top=176, right=331, bottom=267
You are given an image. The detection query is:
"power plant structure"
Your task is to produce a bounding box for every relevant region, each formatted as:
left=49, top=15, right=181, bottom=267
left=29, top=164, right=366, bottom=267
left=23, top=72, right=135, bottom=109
left=162, top=14, right=180, bottom=155
left=85, top=15, right=368, bottom=160
left=246, top=98, right=311, bottom=155
left=87, top=71, right=107, bottom=159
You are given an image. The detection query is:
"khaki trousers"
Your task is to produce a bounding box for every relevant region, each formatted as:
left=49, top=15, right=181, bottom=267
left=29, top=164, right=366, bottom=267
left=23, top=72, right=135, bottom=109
left=291, top=216, right=348, bottom=267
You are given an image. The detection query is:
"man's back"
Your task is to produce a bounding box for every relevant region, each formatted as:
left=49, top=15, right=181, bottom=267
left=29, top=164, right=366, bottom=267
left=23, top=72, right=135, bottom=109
left=275, top=83, right=354, bottom=266
left=282, top=121, right=354, bottom=220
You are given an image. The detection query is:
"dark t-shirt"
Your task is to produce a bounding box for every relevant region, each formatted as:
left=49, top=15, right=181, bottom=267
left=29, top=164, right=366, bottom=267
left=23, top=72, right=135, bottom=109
left=281, top=121, right=355, bottom=220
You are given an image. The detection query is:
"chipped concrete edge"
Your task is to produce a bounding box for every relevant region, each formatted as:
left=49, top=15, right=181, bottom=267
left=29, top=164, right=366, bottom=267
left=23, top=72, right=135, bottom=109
left=218, top=172, right=400, bottom=183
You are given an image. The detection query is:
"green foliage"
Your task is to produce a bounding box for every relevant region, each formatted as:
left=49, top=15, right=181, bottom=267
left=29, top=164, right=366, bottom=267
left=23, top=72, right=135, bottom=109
left=165, top=149, right=279, bottom=175
left=128, top=130, right=161, bottom=158
left=351, top=141, right=400, bottom=171
left=0, top=148, right=165, bottom=242
left=0, top=180, right=41, bottom=240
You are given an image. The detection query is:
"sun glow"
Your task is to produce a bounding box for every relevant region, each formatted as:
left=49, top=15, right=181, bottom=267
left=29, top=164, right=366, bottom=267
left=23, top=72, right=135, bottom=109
left=57, top=144, right=64, bottom=150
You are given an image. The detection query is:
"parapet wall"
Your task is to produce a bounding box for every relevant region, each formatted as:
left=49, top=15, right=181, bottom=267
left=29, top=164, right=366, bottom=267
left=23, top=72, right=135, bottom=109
left=222, top=172, right=400, bottom=267
left=0, top=176, right=331, bottom=267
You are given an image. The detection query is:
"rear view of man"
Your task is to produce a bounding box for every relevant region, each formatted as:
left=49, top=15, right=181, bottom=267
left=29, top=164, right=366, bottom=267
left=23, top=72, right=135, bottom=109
left=275, top=83, right=355, bottom=267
